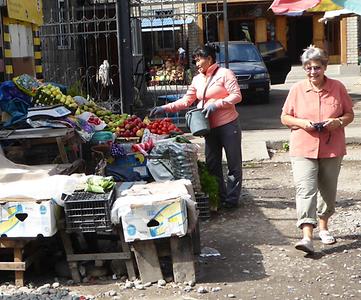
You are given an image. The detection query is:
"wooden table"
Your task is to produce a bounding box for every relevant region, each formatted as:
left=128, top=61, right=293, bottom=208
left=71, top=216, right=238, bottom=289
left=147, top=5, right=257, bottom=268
left=0, top=127, right=81, bottom=163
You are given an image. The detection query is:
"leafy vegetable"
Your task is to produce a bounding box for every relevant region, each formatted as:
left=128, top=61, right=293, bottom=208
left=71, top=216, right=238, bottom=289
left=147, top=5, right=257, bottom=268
left=85, top=175, right=115, bottom=193
left=197, top=161, right=220, bottom=209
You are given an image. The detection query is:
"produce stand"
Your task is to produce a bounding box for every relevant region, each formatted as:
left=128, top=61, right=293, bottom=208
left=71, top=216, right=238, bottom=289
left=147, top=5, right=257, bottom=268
left=0, top=73, right=206, bottom=286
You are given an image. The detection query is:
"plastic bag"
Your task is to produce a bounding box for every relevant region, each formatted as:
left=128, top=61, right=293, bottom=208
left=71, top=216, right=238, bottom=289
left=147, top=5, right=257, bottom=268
left=78, top=111, right=107, bottom=131
left=65, top=115, right=95, bottom=142
left=169, top=142, right=201, bottom=193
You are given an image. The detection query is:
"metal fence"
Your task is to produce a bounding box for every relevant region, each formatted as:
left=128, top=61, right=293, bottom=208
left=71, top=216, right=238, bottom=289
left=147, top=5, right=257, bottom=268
left=40, top=0, right=228, bottom=114
left=41, top=0, right=125, bottom=111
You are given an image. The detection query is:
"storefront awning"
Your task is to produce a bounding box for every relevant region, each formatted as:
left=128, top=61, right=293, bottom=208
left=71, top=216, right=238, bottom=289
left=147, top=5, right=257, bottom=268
left=308, top=0, right=342, bottom=12
left=141, top=17, right=194, bottom=28
left=331, top=0, right=361, bottom=15
left=269, top=0, right=321, bottom=15
left=318, top=8, right=354, bottom=22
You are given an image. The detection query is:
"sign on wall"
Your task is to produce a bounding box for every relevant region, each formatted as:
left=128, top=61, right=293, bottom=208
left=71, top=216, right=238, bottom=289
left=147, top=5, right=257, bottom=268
left=7, top=0, right=43, bottom=25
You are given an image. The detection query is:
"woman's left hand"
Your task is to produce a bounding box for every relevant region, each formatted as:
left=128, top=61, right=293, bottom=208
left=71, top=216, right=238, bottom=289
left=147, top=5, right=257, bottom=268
left=202, top=103, right=217, bottom=118
left=324, top=118, right=342, bottom=131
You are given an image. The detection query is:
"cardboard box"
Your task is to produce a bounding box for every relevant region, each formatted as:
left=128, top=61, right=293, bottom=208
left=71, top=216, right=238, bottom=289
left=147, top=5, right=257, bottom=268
left=0, top=199, right=60, bottom=237
left=121, top=197, right=187, bottom=242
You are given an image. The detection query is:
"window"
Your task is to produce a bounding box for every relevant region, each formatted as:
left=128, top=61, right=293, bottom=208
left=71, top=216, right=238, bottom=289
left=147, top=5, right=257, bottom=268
left=157, top=31, right=174, bottom=50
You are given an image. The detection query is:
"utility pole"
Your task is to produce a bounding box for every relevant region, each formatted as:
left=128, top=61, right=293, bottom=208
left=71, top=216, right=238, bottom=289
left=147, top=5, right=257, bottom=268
left=116, top=0, right=134, bottom=113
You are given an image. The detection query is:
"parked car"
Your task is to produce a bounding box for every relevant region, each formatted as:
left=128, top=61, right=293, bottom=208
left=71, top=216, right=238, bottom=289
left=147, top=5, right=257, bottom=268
left=256, top=40, right=292, bottom=85
left=217, top=41, right=271, bottom=104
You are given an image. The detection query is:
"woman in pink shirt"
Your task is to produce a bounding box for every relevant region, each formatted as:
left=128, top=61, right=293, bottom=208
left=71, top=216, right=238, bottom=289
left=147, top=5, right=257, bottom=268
left=150, top=44, right=242, bottom=208
left=281, top=45, right=354, bottom=254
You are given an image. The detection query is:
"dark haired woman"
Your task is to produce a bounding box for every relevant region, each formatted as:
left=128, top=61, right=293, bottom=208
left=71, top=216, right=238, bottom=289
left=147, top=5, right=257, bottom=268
left=150, top=44, right=243, bottom=208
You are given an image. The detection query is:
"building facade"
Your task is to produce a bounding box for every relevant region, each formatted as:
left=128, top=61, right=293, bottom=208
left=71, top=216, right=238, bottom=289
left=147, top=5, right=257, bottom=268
left=199, top=0, right=359, bottom=67
left=0, top=0, right=43, bottom=81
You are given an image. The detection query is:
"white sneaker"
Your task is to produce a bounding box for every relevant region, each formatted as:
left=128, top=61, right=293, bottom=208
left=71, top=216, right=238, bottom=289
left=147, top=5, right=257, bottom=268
left=295, top=239, right=314, bottom=254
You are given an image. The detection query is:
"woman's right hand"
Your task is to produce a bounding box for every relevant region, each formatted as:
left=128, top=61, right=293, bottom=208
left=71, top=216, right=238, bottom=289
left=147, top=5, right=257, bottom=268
left=149, top=106, right=165, bottom=117
left=300, top=119, right=314, bottom=131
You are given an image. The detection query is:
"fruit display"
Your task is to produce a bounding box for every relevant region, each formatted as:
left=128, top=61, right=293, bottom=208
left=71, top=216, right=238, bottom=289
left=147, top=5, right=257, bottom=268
left=74, top=101, right=130, bottom=133
left=115, top=115, right=147, bottom=138
left=75, top=100, right=109, bottom=116
left=146, top=118, right=183, bottom=135
left=149, top=59, right=185, bottom=85
left=34, top=84, right=78, bottom=110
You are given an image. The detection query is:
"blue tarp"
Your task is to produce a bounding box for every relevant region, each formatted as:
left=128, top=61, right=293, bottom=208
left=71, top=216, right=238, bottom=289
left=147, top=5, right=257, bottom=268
left=141, top=17, right=194, bottom=28
left=0, top=81, right=32, bottom=128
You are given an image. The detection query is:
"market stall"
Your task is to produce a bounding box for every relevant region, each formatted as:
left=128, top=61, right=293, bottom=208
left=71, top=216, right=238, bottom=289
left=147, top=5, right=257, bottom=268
left=0, top=73, right=212, bottom=286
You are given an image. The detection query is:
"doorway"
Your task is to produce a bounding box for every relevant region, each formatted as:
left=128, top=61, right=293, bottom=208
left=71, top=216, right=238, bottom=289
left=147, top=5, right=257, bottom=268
left=287, top=16, right=313, bottom=64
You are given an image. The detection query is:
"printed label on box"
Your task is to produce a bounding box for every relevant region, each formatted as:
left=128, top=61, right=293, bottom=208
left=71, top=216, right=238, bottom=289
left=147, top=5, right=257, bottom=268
left=122, top=197, right=187, bottom=242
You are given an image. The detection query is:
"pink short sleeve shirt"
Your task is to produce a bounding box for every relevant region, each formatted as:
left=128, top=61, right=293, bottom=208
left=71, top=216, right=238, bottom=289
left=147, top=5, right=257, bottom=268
left=282, top=77, right=354, bottom=158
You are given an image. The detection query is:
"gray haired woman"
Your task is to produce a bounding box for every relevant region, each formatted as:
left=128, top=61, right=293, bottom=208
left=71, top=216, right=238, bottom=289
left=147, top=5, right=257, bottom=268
left=281, top=45, right=354, bottom=254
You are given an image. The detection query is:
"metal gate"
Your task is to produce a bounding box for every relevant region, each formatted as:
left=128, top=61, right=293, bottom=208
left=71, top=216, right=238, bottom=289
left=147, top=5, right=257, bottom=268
left=40, top=0, right=130, bottom=112
left=40, top=0, right=228, bottom=114
left=130, top=0, right=228, bottom=115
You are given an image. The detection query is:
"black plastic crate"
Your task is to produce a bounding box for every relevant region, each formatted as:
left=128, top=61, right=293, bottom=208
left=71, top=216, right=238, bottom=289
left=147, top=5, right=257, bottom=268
left=64, top=189, right=115, bottom=233
left=195, top=193, right=210, bottom=220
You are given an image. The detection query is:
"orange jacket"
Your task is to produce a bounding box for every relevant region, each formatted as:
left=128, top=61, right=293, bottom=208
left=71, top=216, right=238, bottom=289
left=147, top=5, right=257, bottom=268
left=163, top=63, right=242, bottom=128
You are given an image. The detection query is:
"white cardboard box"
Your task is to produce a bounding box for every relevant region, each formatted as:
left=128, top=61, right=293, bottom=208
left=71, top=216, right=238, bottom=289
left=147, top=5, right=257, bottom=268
left=121, top=197, right=187, bottom=242
left=0, top=199, right=60, bottom=237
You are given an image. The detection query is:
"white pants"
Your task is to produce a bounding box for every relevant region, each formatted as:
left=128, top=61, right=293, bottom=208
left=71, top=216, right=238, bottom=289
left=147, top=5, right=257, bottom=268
left=291, top=156, right=343, bottom=228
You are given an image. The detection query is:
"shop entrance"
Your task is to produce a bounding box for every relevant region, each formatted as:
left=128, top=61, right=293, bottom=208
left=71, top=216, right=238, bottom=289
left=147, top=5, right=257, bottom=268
left=287, top=16, right=313, bottom=64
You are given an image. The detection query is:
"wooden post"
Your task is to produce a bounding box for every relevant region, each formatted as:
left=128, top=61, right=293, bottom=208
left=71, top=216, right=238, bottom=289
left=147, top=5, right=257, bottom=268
left=313, top=14, right=324, bottom=49
left=255, top=18, right=267, bottom=43
left=59, top=229, right=81, bottom=283
left=218, top=19, right=224, bottom=42
left=56, top=136, right=69, bottom=163
left=276, top=16, right=287, bottom=49
left=132, top=240, right=163, bottom=283
left=117, top=225, right=136, bottom=281
left=197, top=3, right=204, bottom=45
left=170, top=235, right=196, bottom=283
left=14, top=248, right=23, bottom=286
left=340, top=17, right=347, bottom=64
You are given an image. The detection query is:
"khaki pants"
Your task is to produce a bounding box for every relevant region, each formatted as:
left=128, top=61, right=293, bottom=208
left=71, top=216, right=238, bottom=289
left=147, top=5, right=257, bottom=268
left=291, top=156, right=343, bottom=228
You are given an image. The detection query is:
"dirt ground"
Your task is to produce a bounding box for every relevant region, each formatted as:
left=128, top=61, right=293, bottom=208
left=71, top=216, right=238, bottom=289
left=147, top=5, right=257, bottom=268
left=12, top=155, right=356, bottom=300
